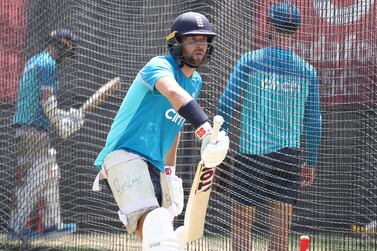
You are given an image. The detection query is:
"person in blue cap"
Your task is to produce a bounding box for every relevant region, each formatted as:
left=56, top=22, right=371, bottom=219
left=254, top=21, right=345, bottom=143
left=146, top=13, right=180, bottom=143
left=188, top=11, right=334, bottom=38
left=92, top=12, right=229, bottom=251
left=9, top=29, right=80, bottom=239
left=218, top=2, right=322, bottom=250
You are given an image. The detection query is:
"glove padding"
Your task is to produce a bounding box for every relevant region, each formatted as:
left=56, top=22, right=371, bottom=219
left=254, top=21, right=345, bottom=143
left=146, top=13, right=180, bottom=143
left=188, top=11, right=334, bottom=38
left=201, top=130, right=229, bottom=167
left=57, top=108, right=84, bottom=139
left=164, top=166, right=184, bottom=217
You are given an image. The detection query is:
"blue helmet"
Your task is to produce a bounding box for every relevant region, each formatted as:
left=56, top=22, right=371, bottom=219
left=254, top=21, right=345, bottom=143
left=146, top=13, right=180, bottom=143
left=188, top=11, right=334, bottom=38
left=267, top=2, right=301, bottom=32
left=166, top=12, right=216, bottom=67
left=49, top=29, right=77, bottom=58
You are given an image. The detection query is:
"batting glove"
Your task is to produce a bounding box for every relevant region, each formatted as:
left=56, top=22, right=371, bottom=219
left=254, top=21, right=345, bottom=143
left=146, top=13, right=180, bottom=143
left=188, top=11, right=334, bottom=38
left=165, top=165, right=184, bottom=216
left=200, top=129, right=229, bottom=167
left=58, top=108, right=84, bottom=139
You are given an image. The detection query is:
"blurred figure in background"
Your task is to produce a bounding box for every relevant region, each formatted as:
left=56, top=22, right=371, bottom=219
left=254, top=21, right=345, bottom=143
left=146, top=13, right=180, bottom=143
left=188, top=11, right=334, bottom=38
left=9, top=29, right=82, bottom=238
left=218, top=2, right=322, bottom=251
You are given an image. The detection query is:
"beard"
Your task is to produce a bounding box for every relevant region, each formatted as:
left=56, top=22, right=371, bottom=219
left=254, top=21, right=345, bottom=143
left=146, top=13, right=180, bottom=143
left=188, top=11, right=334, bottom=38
left=181, top=51, right=206, bottom=68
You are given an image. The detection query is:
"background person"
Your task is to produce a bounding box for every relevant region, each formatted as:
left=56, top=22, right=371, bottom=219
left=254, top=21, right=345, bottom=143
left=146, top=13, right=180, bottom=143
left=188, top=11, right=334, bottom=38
left=218, top=2, right=322, bottom=250
left=9, top=29, right=82, bottom=238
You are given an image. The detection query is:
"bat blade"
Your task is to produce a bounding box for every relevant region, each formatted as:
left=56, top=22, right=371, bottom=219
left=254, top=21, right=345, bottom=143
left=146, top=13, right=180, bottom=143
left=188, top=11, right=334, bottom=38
left=184, top=115, right=224, bottom=242
left=184, top=160, right=217, bottom=242
left=80, top=77, right=121, bottom=113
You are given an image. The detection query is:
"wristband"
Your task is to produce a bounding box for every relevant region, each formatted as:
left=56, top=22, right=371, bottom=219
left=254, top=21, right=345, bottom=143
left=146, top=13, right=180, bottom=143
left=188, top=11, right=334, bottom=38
left=165, top=165, right=176, bottom=176
left=194, top=121, right=212, bottom=140
left=178, top=99, right=208, bottom=128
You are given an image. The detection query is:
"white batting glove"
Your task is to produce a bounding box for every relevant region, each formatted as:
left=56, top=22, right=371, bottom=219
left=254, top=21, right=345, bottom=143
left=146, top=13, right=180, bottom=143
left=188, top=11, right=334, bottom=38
left=200, top=128, right=229, bottom=167
left=57, top=108, right=84, bottom=139
left=68, top=107, right=85, bottom=125
left=165, top=166, right=184, bottom=216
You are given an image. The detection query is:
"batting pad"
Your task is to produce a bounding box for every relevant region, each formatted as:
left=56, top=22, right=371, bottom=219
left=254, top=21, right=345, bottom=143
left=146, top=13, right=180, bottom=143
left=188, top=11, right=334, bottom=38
left=94, top=150, right=159, bottom=233
left=142, top=208, right=180, bottom=251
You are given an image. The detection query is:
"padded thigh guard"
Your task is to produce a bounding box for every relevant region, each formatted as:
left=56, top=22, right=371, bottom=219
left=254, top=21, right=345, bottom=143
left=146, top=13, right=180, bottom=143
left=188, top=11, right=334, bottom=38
left=103, top=150, right=159, bottom=233
left=142, top=208, right=180, bottom=251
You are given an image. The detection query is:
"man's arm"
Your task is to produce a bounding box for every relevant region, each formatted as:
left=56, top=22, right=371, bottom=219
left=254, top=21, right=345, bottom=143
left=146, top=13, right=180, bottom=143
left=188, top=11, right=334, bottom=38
left=165, top=133, right=180, bottom=166
left=164, top=133, right=183, bottom=217
left=218, top=53, right=250, bottom=131
left=156, top=73, right=229, bottom=169
left=155, top=76, right=193, bottom=111
left=39, top=64, right=62, bottom=123
left=39, top=63, right=84, bottom=139
left=41, top=87, right=84, bottom=139
left=155, top=75, right=211, bottom=139
left=303, top=69, right=322, bottom=168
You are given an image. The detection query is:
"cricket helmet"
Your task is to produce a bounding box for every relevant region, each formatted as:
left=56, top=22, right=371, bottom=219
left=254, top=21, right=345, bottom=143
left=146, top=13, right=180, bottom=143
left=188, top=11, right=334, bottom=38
left=49, top=29, right=77, bottom=58
left=166, top=12, right=216, bottom=67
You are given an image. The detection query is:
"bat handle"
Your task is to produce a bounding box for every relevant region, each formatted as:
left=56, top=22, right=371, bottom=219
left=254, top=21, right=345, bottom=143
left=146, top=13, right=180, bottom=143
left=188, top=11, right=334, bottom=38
left=209, top=115, right=224, bottom=144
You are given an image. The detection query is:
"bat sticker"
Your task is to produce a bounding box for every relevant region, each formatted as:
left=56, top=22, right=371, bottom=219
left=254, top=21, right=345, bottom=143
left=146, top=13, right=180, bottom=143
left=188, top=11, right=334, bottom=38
left=195, top=164, right=215, bottom=194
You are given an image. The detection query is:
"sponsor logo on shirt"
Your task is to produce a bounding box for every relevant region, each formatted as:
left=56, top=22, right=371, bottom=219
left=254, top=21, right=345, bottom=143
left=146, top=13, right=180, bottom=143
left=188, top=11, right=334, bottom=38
left=261, top=78, right=301, bottom=92
left=165, top=108, right=185, bottom=126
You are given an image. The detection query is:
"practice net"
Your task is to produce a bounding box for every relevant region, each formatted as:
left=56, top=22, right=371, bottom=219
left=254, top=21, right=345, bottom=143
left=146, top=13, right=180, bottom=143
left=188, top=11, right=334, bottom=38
left=0, top=0, right=376, bottom=250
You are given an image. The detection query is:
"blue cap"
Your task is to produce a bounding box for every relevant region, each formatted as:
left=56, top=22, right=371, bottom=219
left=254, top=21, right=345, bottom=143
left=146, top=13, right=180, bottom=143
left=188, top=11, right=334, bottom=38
left=268, top=2, right=301, bottom=31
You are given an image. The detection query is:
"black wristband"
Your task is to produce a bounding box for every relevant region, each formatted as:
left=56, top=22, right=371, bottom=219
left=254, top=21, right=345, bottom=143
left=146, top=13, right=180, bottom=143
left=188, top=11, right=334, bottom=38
left=178, top=99, right=208, bottom=128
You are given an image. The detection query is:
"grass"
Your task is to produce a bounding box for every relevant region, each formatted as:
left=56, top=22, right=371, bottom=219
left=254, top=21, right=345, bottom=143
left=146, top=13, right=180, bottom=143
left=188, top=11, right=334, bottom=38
left=0, top=232, right=376, bottom=251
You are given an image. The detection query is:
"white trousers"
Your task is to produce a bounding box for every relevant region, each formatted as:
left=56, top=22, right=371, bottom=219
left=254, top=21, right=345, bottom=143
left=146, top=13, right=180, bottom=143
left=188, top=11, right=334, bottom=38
left=9, top=127, right=61, bottom=233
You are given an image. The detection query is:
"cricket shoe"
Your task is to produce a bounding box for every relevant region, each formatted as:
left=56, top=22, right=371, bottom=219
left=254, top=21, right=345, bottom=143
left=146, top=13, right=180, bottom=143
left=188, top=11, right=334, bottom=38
left=42, top=223, right=77, bottom=239
left=5, top=226, right=39, bottom=240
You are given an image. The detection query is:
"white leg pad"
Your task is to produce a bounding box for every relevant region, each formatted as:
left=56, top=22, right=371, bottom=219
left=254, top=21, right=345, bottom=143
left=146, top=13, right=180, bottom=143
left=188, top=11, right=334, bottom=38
left=175, top=226, right=186, bottom=251
left=100, top=150, right=159, bottom=234
left=142, top=208, right=179, bottom=251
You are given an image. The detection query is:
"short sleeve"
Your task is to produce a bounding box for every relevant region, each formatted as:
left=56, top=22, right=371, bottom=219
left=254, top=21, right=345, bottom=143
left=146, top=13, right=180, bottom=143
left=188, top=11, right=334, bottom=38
left=137, top=56, right=175, bottom=92
left=38, top=58, right=57, bottom=94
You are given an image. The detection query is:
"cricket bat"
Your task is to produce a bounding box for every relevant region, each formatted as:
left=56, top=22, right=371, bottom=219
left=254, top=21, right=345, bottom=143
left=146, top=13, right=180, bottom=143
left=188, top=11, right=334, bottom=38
left=79, top=77, right=121, bottom=113
left=184, top=115, right=224, bottom=242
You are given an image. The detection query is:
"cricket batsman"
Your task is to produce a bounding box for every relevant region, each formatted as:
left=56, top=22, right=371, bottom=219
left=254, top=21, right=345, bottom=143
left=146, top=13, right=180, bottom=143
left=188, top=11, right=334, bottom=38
left=92, top=12, right=229, bottom=251
left=9, top=29, right=82, bottom=238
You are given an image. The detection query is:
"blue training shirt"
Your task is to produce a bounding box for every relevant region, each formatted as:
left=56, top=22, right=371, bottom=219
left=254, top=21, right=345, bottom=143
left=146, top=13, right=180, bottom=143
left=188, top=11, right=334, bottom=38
left=13, top=51, right=58, bottom=130
left=218, top=46, right=322, bottom=167
left=95, top=55, right=202, bottom=171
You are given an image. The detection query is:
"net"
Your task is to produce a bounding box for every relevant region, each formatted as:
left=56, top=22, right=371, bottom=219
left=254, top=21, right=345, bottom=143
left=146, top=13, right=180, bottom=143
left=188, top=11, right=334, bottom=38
left=0, top=0, right=376, bottom=250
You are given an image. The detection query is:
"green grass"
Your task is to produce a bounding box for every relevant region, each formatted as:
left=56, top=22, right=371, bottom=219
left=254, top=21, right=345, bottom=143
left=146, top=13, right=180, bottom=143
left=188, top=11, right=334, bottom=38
left=1, top=232, right=376, bottom=251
